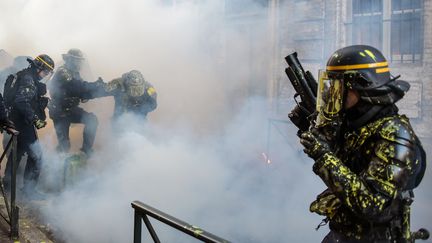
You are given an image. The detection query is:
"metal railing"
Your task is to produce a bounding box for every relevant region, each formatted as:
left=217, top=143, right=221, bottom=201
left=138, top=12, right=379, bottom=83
left=0, top=128, right=20, bottom=239
left=132, top=201, right=231, bottom=243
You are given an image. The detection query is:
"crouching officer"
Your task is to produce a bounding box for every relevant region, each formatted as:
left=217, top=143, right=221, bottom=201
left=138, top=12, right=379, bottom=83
left=299, top=45, right=428, bottom=242
left=101, top=70, right=157, bottom=121
left=3, top=54, right=54, bottom=199
left=48, top=48, right=102, bottom=156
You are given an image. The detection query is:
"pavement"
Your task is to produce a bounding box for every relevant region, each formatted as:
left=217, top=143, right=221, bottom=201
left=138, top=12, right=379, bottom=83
left=0, top=193, right=54, bottom=243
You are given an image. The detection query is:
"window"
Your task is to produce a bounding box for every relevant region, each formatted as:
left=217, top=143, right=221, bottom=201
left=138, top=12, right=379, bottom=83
left=390, top=0, right=423, bottom=63
left=352, top=0, right=383, bottom=50
left=350, top=0, right=424, bottom=64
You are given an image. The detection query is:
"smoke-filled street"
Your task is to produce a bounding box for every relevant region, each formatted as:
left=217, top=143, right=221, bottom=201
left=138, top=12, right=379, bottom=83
left=0, top=0, right=432, bottom=242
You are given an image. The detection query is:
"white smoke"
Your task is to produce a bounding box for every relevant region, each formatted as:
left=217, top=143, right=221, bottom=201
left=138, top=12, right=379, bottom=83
left=2, top=0, right=430, bottom=242
left=37, top=101, right=327, bottom=243
left=0, top=0, right=327, bottom=242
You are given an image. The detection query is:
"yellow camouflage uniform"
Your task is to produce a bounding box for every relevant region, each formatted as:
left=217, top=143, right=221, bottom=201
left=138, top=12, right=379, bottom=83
left=102, top=75, right=157, bottom=119
left=310, top=115, right=426, bottom=242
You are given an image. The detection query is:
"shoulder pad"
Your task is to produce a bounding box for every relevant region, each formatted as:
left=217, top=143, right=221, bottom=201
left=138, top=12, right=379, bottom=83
left=378, top=116, right=417, bottom=147
left=374, top=139, right=416, bottom=164
left=373, top=138, right=426, bottom=190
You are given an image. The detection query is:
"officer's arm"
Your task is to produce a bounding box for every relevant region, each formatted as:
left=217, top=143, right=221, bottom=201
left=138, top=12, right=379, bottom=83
left=62, top=79, right=105, bottom=99
left=313, top=134, right=419, bottom=220
left=80, top=78, right=108, bottom=99
left=14, top=75, right=38, bottom=124
left=78, top=78, right=121, bottom=98
left=142, top=84, right=157, bottom=113
left=313, top=152, right=398, bottom=220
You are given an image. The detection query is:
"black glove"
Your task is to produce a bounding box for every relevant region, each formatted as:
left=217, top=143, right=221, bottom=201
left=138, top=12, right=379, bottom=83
left=288, top=104, right=310, bottom=133
left=300, top=129, right=332, bottom=160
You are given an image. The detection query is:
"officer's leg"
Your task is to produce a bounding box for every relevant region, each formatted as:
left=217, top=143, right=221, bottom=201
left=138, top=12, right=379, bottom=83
left=19, top=124, right=42, bottom=195
left=23, top=141, right=42, bottom=191
left=70, top=108, right=98, bottom=155
left=53, top=117, right=71, bottom=153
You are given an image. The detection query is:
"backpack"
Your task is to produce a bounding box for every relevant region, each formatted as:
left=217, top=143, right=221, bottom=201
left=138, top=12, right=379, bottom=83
left=3, top=74, right=19, bottom=110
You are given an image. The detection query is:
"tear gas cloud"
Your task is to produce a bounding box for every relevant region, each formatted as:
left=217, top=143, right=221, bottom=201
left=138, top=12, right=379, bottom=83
left=0, top=0, right=328, bottom=241
left=1, top=0, right=431, bottom=242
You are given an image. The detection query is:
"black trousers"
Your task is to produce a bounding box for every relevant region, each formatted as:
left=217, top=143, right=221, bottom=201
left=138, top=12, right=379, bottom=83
left=51, top=107, right=98, bottom=154
left=4, top=121, right=41, bottom=190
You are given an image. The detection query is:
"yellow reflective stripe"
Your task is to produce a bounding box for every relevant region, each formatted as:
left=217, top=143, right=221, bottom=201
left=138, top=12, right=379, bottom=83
left=36, top=56, right=54, bottom=70
left=327, top=61, right=388, bottom=71
left=376, top=67, right=390, bottom=73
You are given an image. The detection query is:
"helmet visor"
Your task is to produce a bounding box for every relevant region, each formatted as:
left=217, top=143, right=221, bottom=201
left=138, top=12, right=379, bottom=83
left=315, top=70, right=344, bottom=127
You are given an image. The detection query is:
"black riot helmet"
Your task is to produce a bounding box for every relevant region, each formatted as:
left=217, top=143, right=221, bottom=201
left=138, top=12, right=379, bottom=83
left=326, top=45, right=391, bottom=89
left=315, top=45, right=409, bottom=128
left=30, top=54, right=55, bottom=73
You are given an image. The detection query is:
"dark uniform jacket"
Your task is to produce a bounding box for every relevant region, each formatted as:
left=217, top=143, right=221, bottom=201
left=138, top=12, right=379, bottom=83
left=49, top=66, right=102, bottom=118
left=0, top=94, right=8, bottom=121
left=310, top=114, right=426, bottom=241
left=11, top=68, right=47, bottom=124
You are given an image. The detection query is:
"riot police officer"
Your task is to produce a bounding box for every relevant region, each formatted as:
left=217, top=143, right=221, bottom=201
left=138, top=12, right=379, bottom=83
left=299, top=45, right=428, bottom=242
left=48, top=48, right=100, bottom=156
left=0, top=56, right=29, bottom=148
left=101, top=70, right=157, bottom=121
left=3, top=54, right=54, bottom=198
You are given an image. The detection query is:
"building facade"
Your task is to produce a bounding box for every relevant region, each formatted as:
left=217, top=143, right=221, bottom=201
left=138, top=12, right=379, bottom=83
left=271, top=0, right=432, bottom=137
left=163, top=0, right=431, bottom=136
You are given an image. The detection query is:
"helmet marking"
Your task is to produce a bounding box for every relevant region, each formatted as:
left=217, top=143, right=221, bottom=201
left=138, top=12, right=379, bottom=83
left=365, top=49, right=377, bottom=62
left=36, top=56, right=54, bottom=71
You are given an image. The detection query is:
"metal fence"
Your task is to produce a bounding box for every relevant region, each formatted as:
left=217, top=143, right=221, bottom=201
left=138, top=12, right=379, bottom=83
left=132, top=201, right=231, bottom=243
left=0, top=128, right=20, bottom=239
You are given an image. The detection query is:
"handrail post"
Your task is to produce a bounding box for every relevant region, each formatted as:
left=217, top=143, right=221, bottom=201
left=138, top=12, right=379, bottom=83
left=10, top=134, right=19, bottom=239
left=134, top=210, right=142, bottom=243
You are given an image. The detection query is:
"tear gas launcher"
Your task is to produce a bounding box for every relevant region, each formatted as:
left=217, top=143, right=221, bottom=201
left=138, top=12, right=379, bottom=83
left=284, top=52, right=318, bottom=133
